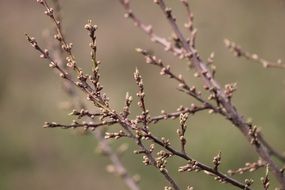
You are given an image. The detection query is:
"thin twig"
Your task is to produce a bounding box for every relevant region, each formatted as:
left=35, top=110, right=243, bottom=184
left=224, top=39, right=285, bottom=69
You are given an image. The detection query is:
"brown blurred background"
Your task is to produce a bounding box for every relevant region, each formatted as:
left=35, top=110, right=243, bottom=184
left=0, top=0, right=285, bottom=189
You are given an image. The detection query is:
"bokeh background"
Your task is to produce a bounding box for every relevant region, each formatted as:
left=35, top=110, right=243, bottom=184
left=1, top=0, right=285, bottom=189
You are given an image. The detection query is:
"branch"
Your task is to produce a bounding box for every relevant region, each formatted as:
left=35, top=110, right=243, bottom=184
left=120, top=0, right=285, bottom=188
left=224, top=39, right=285, bottom=69
left=155, top=0, right=285, bottom=188
left=118, top=0, right=185, bottom=58
left=34, top=1, right=140, bottom=189
left=228, top=158, right=266, bottom=176
left=144, top=133, right=252, bottom=190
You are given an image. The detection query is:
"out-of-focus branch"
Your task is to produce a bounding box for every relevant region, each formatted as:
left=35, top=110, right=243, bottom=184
left=224, top=39, right=285, bottom=69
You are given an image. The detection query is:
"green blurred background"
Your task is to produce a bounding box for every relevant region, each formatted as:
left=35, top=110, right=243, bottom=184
left=0, top=0, right=285, bottom=189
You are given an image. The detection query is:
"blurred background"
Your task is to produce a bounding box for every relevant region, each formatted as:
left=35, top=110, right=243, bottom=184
left=0, top=0, right=285, bottom=189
